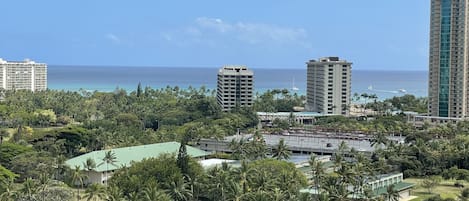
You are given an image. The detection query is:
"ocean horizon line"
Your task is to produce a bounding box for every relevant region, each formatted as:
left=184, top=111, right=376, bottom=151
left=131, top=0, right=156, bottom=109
left=48, top=64, right=428, bottom=72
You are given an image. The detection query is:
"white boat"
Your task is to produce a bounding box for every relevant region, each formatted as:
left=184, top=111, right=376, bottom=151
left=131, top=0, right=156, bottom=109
left=292, top=78, right=299, bottom=91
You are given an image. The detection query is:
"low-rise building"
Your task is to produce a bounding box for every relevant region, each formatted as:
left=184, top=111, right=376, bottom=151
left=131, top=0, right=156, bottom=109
left=65, top=142, right=209, bottom=185
left=405, top=113, right=464, bottom=128
left=257, top=111, right=338, bottom=126
left=300, top=172, right=414, bottom=201
left=197, top=133, right=392, bottom=155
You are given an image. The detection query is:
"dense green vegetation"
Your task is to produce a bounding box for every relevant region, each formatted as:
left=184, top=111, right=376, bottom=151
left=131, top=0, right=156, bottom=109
left=0, top=87, right=306, bottom=200
left=0, top=86, right=466, bottom=201
left=353, top=93, right=428, bottom=114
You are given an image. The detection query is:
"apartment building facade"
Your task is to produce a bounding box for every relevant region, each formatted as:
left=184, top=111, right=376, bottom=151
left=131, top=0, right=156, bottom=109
left=216, top=66, right=254, bottom=111
left=306, top=57, right=351, bottom=115
left=0, top=58, right=47, bottom=91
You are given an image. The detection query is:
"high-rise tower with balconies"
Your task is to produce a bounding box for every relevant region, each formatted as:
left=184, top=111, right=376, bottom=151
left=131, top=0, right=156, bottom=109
left=0, top=58, right=47, bottom=91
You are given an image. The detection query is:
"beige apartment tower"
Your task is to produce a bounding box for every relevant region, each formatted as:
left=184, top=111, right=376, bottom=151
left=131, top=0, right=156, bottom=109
left=306, top=57, right=351, bottom=115
left=428, top=0, right=469, bottom=118
left=0, top=58, right=47, bottom=91
left=216, top=66, right=254, bottom=111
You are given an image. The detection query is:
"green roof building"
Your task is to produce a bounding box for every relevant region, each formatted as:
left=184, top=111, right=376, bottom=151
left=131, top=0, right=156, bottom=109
left=66, top=141, right=209, bottom=184
left=300, top=173, right=414, bottom=201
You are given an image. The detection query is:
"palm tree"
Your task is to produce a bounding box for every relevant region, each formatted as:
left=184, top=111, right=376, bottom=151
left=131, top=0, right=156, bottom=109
left=316, top=192, right=331, bottom=201
left=371, top=132, right=389, bottom=148
left=271, top=188, right=287, bottom=201
left=98, top=150, right=118, bottom=185
left=20, top=178, right=38, bottom=200
left=272, top=138, right=292, bottom=160
left=71, top=165, right=87, bottom=200
left=383, top=184, right=400, bottom=201
left=225, top=180, right=243, bottom=201
left=329, top=184, right=351, bottom=201
left=85, top=183, right=108, bottom=201
left=55, top=155, right=68, bottom=181
left=309, top=154, right=326, bottom=189
left=0, top=178, right=16, bottom=201
left=206, top=166, right=230, bottom=200
left=337, top=141, right=349, bottom=156
left=106, top=185, right=125, bottom=201
left=38, top=172, right=51, bottom=201
left=126, top=192, right=140, bottom=201
left=141, top=183, right=171, bottom=201
left=83, top=158, right=97, bottom=185
left=106, top=185, right=124, bottom=201
left=229, top=138, right=248, bottom=160
left=165, top=177, right=193, bottom=201
left=247, top=131, right=269, bottom=160
left=361, top=93, right=370, bottom=114
left=233, top=160, right=249, bottom=193
left=243, top=190, right=272, bottom=201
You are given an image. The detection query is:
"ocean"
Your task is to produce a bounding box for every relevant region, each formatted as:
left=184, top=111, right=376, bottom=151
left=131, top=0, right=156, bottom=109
left=48, top=66, right=428, bottom=100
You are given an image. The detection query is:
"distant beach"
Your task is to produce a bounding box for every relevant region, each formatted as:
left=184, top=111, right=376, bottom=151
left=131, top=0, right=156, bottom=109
left=48, top=66, right=428, bottom=100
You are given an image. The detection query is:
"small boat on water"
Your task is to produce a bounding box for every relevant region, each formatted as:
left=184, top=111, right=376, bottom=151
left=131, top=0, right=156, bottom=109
left=292, top=78, right=299, bottom=91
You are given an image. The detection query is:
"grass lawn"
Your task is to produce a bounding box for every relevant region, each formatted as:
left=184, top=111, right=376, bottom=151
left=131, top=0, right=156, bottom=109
left=405, top=178, right=467, bottom=201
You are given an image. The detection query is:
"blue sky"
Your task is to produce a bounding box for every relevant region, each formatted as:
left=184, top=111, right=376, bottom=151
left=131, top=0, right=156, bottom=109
left=0, top=0, right=429, bottom=70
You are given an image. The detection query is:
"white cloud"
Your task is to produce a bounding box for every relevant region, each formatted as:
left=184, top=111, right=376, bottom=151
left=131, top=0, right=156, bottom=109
left=195, top=17, right=234, bottom=33
left=162, top=17, right=311, bottom=48
left=106, top=33, right=121, bottom=44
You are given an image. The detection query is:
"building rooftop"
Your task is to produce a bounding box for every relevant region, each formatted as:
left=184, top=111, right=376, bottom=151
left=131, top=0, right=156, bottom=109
left=307, top=57, right=352, bottom=64
left=66, top=141, right=210, bottom=172
left=257, top=112, right=339, bottom=117
left=300, top=182, right=414, bottom=197
left=199, top=158, right=237, bottom=168
left=0, top=58, right=45, bottom=65
left=218, top=65, right=253, bottom=75
left=372, top=182, right=414, bottom=196
left=262, top=134, right=377, bottom=152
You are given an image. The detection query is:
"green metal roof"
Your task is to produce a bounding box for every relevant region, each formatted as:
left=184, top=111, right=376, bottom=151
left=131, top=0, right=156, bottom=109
left=65, top=142, right=209, bottom=172
left=300, top=182, right=414, bottom=198
left=373, top=182, right=415, bottom=196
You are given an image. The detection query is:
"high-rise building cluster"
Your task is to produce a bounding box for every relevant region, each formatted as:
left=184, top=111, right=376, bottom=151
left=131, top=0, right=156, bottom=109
left=0, top=58, right=47, bottom=91
left=215, top=58, right=352, bottom=115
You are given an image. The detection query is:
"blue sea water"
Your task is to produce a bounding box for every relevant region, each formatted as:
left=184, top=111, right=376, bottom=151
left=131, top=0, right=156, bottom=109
left=48, top=66, right=428, bottom=100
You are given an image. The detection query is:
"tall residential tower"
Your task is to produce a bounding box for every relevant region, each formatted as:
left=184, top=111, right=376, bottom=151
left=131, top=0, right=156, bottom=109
left=216, top=66, right=254, bottom=112
left=0, top=58, right=47, bottom=91
left=428, top=0, right=469, bottom=117
left=306, top=57, right=351, bottom=115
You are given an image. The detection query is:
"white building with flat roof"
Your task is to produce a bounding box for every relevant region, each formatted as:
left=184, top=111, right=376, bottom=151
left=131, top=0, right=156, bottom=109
left=306, top=57, right=351, bottom=115
left=216, top=65, right=254, bottom=111
left=0, top=58, right=47, bottom=91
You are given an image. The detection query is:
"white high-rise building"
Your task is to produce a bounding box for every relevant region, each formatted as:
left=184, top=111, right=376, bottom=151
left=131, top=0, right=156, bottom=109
left=306, top=57, right=351, bottom=115
left=0, top=58, right=47, bottom=91
left=216, top=66, right=254, bottom=111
